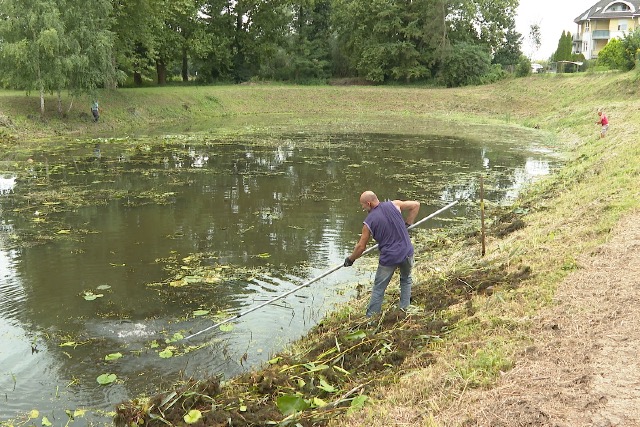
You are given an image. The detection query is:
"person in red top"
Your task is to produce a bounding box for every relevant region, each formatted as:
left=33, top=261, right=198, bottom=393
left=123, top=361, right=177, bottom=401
left=596, top=110, right=609, bottom=138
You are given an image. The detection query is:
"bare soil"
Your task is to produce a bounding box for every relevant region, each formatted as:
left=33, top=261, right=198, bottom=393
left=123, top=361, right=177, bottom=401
left=438, top=211, right=640, bottom=427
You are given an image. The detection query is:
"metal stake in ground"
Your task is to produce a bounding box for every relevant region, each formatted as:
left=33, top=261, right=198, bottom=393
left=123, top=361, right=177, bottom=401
left=183, top=199, right=459, bottom=341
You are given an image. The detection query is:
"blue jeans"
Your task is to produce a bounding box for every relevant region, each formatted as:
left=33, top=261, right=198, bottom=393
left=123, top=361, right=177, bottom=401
left=366, top=255, right=414, bottom=317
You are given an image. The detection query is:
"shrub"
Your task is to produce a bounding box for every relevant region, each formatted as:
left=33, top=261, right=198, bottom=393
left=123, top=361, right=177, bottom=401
left=441, top=42, right=491, bottom=87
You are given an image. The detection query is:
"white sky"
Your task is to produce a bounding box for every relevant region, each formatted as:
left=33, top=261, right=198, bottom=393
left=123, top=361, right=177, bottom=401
left=516, top=0, right=597, bottom=60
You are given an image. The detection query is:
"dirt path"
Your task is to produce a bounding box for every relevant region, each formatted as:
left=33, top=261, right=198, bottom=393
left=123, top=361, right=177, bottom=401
left=439, top=212, right=640, bottom=426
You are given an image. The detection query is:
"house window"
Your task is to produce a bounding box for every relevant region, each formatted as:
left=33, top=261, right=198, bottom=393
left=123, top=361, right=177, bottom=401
left=605, top=2, right=631, bottom=12
left=585, top=21, right=590, bottom=31
left=619, top=21, right=628, bottom=31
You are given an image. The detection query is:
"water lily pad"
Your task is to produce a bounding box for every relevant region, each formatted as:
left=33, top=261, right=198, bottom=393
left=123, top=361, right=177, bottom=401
left=193, top=309, right=210, bottom=316
left=96, top=373, right=117, bottom=385
left=159, top=347, right=174, bottom=358
left=183, top=409, right=202, bottom=424
left=165, top=333, right=184, bottom=343
left=219, top=323, right=234, bottom=332
left=276, top=394, right=310, bottom=415
left=96, top=284, right=111, bottom=290
left=83, top=292, right=104, bottom=301
left=105, top=352, right=123, bottom=361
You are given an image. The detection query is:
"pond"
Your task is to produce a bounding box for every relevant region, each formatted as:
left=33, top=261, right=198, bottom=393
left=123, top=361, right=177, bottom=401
left=0, top=129, right=560, bottom=425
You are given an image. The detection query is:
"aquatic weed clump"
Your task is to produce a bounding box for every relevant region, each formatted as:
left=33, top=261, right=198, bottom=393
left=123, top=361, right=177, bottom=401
left=110, top=218, right=539, bottom=426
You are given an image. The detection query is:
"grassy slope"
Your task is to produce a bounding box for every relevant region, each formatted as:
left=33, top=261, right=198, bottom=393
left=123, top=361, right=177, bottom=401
left=1, top=72, right=639, bottom=425
left=329, top=75, right=640, bottom=425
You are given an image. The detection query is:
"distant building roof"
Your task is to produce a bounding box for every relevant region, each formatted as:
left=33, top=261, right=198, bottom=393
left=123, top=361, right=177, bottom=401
left=575, top=0, right=640, bottom=23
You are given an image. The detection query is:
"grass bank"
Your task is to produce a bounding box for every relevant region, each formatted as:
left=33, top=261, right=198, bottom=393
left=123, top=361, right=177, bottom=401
left=1, top=72, right=639, bottom=426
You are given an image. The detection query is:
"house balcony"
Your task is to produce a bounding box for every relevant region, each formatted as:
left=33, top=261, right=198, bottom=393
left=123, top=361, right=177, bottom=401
left=592, top=30, right=610, bottom=39
left=573, top=33, right=583, bottom=42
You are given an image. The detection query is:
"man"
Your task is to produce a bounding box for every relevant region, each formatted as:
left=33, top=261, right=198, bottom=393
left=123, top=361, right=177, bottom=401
left=91, top=100, right=100, bottom=122
left=344, top=191, right=420, bottom=316
left=596, top=109, right=608, bottom=138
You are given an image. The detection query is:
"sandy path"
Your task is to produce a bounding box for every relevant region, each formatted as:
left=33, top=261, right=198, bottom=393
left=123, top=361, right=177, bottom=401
left=440, top=212, right=640, bottom=426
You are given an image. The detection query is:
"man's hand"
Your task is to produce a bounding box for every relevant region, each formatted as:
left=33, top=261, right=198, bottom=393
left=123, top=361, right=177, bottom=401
left=344, top=257, right=354, bottom=267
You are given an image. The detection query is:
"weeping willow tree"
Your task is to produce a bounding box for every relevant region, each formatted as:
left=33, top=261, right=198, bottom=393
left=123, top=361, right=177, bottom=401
left=0, top=0, right=116, bottom=116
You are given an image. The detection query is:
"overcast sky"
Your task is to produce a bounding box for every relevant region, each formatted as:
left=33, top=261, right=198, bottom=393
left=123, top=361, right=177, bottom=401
left=515, top=0, right=597, bottom=60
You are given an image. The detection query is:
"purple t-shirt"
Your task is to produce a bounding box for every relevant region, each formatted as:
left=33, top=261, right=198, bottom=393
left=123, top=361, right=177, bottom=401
left=364, top=201, right=413, bottom=266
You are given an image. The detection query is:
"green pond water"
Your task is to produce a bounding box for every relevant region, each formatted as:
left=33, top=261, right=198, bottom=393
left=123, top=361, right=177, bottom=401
left=0, top=130, right=560, bottom=425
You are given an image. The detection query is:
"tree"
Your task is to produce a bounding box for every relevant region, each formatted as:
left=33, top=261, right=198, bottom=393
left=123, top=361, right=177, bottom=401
left=331, top=0, right=447, bottom=82
left=0, top=0, right=66, bottom=115
left=0, top=0, right=115, bottom=115
left=597, top=38, right=626, bottom=70
left=283, top=0, right=333, bottom=81
left=620, top=28, right=640, bottom=70
left=527, top=23, right=541, bottom=59
left=62, top=0, right=117, bottom=93
left=441, top=42, right=491, bottom=87
left=331, top=0, right=518, bottom=83
left=154, top=0, right=209, bottom=84
left=226, top=0, right=291, bottom=82
left=493, top=28, right=523, bottom=70
left=551, top=30, right=573, bottom=62
left=197, top=0, right=236, bottom=81
left=515, top=55, right=532, bottom=77
left=112, top=0, right=164, bottom=85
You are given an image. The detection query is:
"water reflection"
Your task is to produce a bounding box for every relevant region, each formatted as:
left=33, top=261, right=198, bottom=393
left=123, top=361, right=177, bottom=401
left=0, top=175, right=15, bottom=194
left=0, top=132, right=561, bottom=422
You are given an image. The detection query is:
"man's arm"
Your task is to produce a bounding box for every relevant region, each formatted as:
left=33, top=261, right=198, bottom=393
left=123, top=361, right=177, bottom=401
left=392, top=200, right=420, bottom=225
left=345, top=224, right=371, bottom=265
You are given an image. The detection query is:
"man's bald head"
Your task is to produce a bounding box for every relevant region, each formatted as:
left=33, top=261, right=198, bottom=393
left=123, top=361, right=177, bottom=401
left=359, top=191, right=379, bottom=212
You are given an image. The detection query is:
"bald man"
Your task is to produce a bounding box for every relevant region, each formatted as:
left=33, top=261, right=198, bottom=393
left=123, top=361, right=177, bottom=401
left=344, top=191, right=420, bottom=316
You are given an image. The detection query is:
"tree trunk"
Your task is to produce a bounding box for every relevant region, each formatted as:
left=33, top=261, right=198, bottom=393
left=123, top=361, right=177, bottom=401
left=182, top=47, right=189, bottom=82
left=57, top=90, right=63, bottom=116
left=156, top=60, right=167, bottom=85
left=134, top=71, right=143, bottom=86
left=40, top=88, right=45, bottom=117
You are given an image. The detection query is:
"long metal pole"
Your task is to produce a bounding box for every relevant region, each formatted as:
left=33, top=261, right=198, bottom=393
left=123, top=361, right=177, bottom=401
left=183, top=199, right=459, bottom=340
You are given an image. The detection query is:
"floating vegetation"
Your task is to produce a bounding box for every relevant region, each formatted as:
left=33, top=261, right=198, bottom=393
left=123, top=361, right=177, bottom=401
left=0, top=128, right=560, bottom=425
left=96, top=373, right=117, bottom=385
left=105, top=352, right=123, bottom=361
left=82, top=291, right=104, bottom=301
left=219, top=323, right=234, bottom=332
left=192, top=309, right=209, bottom=317
left=111, top=219, right=533, bottom=426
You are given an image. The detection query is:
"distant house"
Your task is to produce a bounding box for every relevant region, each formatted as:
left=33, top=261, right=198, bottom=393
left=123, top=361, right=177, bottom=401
left=573, top=0, right=640, bottom=59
